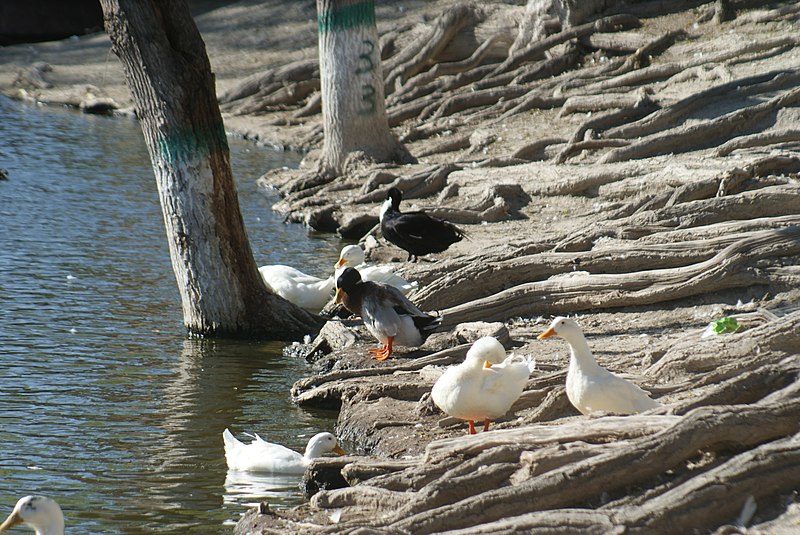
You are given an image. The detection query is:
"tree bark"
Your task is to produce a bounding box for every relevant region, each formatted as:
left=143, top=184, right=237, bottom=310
left=100, top=0, right=322, bottom=338
left=316, top=0, right=414, bottom=175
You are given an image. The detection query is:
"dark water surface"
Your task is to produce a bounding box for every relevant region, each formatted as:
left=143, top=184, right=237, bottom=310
left=0, top=96, right=342, bottom=533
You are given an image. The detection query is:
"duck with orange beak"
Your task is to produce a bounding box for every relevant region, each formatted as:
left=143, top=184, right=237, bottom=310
left=538, top=316, right=662, bottom=415
left=334, top=244, right=417, bottom=295
left=431, top=336, right=536, bottom=434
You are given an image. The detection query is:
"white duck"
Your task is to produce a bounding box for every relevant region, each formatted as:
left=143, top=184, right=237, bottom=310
left=334, top=245, right=417, bottom=295
left=258, top=264, right=334, bottom=313
left=223, top=429, right=345, bottom=474
left=259, top=246, right=418, bottom=313
left=431, top=337, right=535, bottom=434
left=0, top=496, right=64, bottom=535
left=538, top=316, right=663, bottom=415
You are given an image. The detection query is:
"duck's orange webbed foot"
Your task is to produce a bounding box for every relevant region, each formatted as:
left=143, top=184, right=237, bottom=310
left=368, top=337, right=393, bottom=361
left=368, top=346, right=392, bottom=360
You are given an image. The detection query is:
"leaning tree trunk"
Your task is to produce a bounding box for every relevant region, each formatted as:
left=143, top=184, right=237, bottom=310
left=316, top=0, right=414, bottom=176
left=100, top=0, right=322, bottom=339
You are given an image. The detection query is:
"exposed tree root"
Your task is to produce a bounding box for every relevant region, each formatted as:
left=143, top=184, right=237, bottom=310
left=439, top=227, right=800, bottom=328
left=229, top=4, right=800, bottom=534
left=311, top=384, right=800, bottom=534
left=580, top=35, right=798, bottom=95
left=604, top=69, right=800, bottom=140
left=714, top=128, right=800, bottom=156
left=556, top=183, right=800, bottom=251
left=491, top=14, right=641, bottom=77
left=599, top=85, right=800, bottom=163
left=384, top=4, right=480, bottom=95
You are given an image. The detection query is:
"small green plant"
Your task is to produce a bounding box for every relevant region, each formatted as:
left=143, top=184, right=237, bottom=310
left=709, top=316, right=742, bottom=335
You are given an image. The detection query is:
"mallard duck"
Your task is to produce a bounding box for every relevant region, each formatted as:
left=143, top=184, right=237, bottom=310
left=379, top=187, right=466, bottom=262
left=334, top=244, right=417, bottom=294
left=431, top=336, right=535, bottom=434
left=538, top=316, right=663, bottom=415
left=335, top=267, right=440, bottom=360
left=258, top=264, right=334, bottom=313
left=223, top=429, right=345, bottom=474
left=0, top=496, right=64, bottom=535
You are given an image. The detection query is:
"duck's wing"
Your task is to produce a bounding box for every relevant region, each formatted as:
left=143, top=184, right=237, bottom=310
left=365, top=283, right=427, bottom=317
left=361, top=284, right=405, bottom=338
left=584, top=371, right=663, bottom=414
left=358, top=264, right=418, bottom=292
left=259, top=265, right=321, bottom=284
left=471, top=364, right=530, bottom=420
left=384, top=211, right=432, bottom=240
left=482, top=359, right=532, bottom=397
left=405, top=209, right=467, bottom=239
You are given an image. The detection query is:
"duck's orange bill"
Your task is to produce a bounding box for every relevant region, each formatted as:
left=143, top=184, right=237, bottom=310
left=332, top=445, right=346, bottom=456
left=538, top=327, right=556, bottom=340
left=0, top=511, right=22, bottom=531
left=335, top=258, right=346, bottom=268
left=483, top=361, right=492, bottom=369
left=334, top=288, right=344, bottom=304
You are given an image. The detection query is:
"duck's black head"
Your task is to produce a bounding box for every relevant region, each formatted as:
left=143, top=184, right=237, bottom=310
left=386, top=187, right=403, bottom=210
left=336, top=267, right=362, bottom=292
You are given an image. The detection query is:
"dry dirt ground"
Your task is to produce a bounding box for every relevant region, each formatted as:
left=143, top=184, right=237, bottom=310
left=3, top=1, right=800, bottom=534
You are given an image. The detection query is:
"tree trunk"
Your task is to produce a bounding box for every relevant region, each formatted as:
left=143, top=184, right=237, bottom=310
left=100, top=0, right=322, bottom=338
left=316, top=0, right=414, bottom=175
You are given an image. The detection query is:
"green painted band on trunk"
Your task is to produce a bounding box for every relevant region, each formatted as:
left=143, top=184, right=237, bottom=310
left=317, top=0, right=375, bottom=33
left=156, top=125, right=228, bottom=163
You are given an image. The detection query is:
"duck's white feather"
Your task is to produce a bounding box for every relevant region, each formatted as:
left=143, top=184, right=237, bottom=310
left=258, top=265, right=334, bottom=312
left=567, top=364, right=662, bottom=415
left=432, top=337, right=534, bottom=423
left=540, top=317, right=662, bottom=416
left=223, top=429, right=342, bottom=474
left=334, top=245, right=417, bottom=294
left=258, top=246, right=417, bottom=313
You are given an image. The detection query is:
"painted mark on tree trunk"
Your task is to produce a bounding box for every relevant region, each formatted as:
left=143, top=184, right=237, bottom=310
left=357, top=39, right=377, bottom=115
left=155, top=125, right=228, bottom=164
left=355, top=38, right=374, bottom=74
left=317, top=0, right=375, bottom=33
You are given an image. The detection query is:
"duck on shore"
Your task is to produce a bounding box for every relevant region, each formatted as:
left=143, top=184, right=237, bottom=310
left=334, top=244, right=417, bottom=295
left=335, top=267, right=440, bottom=360
left=223, top=429, right=345, bottom=473
left=432, top=336, right=535, bottom=434
left=379, top=187, right=466, bottom=262
left=260, top=245, right=419, bottom=313
left=258, top=264, right=334, bottom=313
left=0, top=496, right=64, bottom=535
left=538, top=316, right=663, bottom=415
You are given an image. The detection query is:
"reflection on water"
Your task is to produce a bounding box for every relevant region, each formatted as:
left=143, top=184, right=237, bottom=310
left=223, top=471, right=304, bottom=509
left=0, top=96, right=342, bottom=534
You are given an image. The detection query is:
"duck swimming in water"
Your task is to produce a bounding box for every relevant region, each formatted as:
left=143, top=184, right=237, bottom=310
left=538, top=316, right=663, bottom=415
left=379, top=187, right=466, bottom=262
left=335, top=267, right=440, bottom=360
left=223, top=429, right=345, bottom=474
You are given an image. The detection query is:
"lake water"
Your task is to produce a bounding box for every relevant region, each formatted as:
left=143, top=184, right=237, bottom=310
left=0, top=96, right=343, bottom=533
